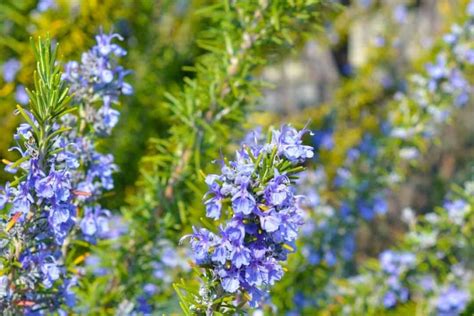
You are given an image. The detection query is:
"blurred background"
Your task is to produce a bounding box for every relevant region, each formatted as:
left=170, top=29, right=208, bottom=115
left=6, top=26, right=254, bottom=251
left=1, top=0, right=473, bottom=314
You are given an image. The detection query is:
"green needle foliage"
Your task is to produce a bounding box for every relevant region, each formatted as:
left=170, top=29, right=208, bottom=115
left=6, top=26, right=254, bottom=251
left=135, top=0, right=338, bottom=231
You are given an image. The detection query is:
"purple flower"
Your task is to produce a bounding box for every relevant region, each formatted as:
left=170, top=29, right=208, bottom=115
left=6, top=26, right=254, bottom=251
left=468, top=1, right=474, bottom=16
left=11, top=181, right=34, bottom=215
left=334, top=168, right=351, bottom=187
left=205, top=197, right=222, bottom=220
left=40, top=257, right=61, bottom=288
left=184, top=125, right=313, bottom=307
left=99, top=215, right=128, bottom=240
left=80, top=205, right=110, bottom=241
left=435, top=285, right=469, bottom=316
left=15, top=85, right=29, bottom=105
left=373, top=195, right=388, bottom=215
left=312, top=129, right=334, bottom=150
left=49, top=203, right=75, bottom=244
left=264, top=174, right=290, bottom=206
left=35, top=168, right=71, bottom=201
left=2, top=58, right=20, bottom=82
left=444, top=199, right=469, bottom=225
left=14, top=124, right=32, bottom=141
left=324, top=251, right=336, bottom=267
left=426, top=55, right=448, bottom=91
left=383, top=291, right=397, bottom=308
left=0, top=184, right=12, bottom=210
left=232, top=189, right=256, bottom=215
left=63, top=30, right=132, bottom=137
left=37, top=0, right=57, bottom=12
left=358, top=200, right=374, bottom=220
left=94, top=31, right=126, bottom=57
left=94, top=103, right=120, bottom=135
left=380, top=250, right=415, bottom=275
left=231, top=245, right=251, bottom=268
left=259, top=210, right=281, bottom=233
left=272, top=125, right=314, bottom=162
left=62, top=277, right=78, bottom=307
left=185, top=227, right=219, bottom=264
left=218, top=268, right=240, bottom=293
left=393, top=5, right=407, bottom=23
left=85, top=255, right=109, bottom=276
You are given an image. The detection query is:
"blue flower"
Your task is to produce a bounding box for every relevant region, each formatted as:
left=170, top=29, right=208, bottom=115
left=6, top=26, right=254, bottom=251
left=468, top=1, right=474, bottom=16
left=393, top=5, right=407, bottom=23
left=272, top=125, right=314, bottom=162
left=444, top=199, right=469, bottom=223
left=35, top=168, right=71, bottom=201
left=62, top=277, right=78, bottom=308
left=185, top=125, right=313, bottom=306
left=85, top=255, right=109, bottom=276
left=49, top=203, right=75, bottom=244
left=80, top=205, right=111, bottom=241
left=218, top=267, right=240, bottom=293
left=0, top=184, right=12, bottom=210
left=383, top=291, right=397, bottom=308
left=373, top=194, right=388, bottom=215
left=94, top=31, right=126, bottom=57
left=94, top=102, right=120, bottom=135
left=324, top=251, right=337, bottom=267
left=435, top=285, right=469, bottom=316
left=37, top=0, right=57, bottom=12
left=63, top=30, right=132, bottom=136
left=264, top=174, right=291, bottom=206
left=232, top=188, right=256, bottom=215
left=184, top=227, right=219, bottom=264
left=358, top=200, right=374, bottom=220
left=40, top=256, right=61, bottom=288
left=312, top=129, right=334, bottom=150
left=2, top=58, right=20, bottom=83
left=205, top=197, right=222, bottom=219
left=259, top=210, right=281, bottom=233
left=11, top=181, right=34, bottom=216
left=15, top=85, right=29, bottom=105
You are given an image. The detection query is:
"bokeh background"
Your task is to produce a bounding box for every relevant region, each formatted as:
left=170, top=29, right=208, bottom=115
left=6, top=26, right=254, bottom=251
left=1, top=0, right=474, bottom=314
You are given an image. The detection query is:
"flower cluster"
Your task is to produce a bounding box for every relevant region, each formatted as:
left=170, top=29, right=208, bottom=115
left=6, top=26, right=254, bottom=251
left=61, top=31, right=132, bottom=243
left=184, top=125, right=313, bottom=308
left=444, top=199, right=470, bottom=225
left=390, top=4, right=474, bottom=147
left=0, top=39, right=78, bottom=312
left=0, top=32, right=132, bottom=313
left=63, top=30, right=132, bottom=136
left=379, top=250, right=416, bottom=308
left=435, top=285, right=470, bottom=316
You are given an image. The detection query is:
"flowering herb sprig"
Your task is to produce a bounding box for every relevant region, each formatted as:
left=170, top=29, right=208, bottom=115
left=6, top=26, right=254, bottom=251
left=178, top=125, right=313, bottom=313
left=0, top=37, right=76, bottom=313
left=63, top=29, right=132, bottom=136
left=0, top=30, right=132, bottom=314
left=61, top=30, right=132, bottom=244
